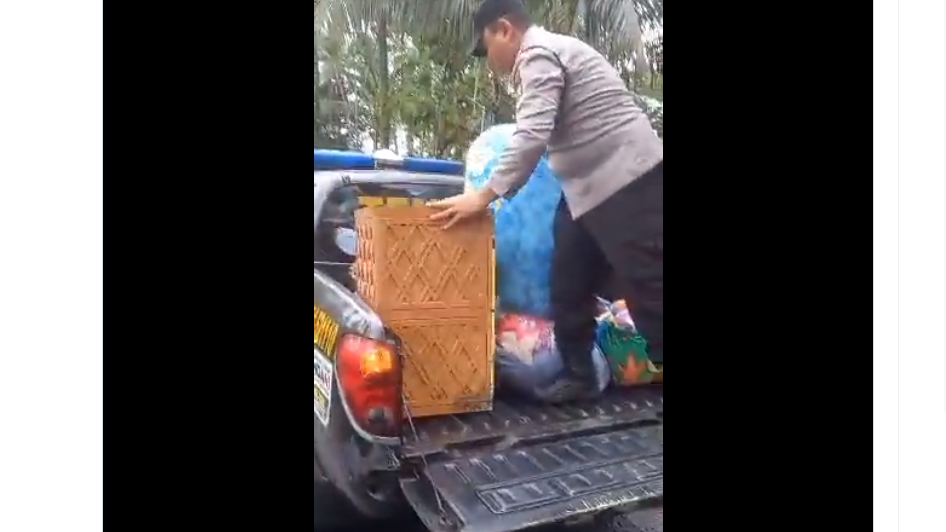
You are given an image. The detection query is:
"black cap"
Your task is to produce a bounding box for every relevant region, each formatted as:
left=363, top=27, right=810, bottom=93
left=471, top=0, right=528, bottom=57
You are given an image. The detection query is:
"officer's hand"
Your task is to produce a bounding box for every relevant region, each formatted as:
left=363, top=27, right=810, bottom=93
left=428, top=190, right=493, bottom=229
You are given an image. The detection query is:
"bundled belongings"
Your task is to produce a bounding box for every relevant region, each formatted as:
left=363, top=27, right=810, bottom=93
left=465, top=124, right=562, bottom=318
left=465, top=125, right=664, bottom=399
left=495, top=313, right=611, bottom=401
left=596, top=298, right=662, bottom=385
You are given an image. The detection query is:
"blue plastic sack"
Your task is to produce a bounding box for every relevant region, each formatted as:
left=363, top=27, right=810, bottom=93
left=495, top=313, right=611, bottom=401
left=465, top=124, right=563, bottom=318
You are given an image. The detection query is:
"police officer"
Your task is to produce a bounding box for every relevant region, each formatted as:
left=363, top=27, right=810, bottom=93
left=430, top=0, right=663, bottom=403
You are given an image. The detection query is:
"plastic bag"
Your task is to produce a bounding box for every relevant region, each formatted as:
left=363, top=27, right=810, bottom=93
left=595, top=298, right=661, bottom=385
left=465, top=125, right=563, bottom=318
left=495, top=313, right=611, bottom=401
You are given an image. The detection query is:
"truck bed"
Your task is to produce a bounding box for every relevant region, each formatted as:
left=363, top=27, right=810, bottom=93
left=399, top=386, right=664, bottom=532
left=402, top=386, right=663, bottom=457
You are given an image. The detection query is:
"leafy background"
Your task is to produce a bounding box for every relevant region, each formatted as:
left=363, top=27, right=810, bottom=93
left=315, top=0, right=663, bottom=158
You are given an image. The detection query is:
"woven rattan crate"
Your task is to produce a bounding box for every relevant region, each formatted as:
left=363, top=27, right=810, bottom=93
left=354, top=205, right=495, bottom=418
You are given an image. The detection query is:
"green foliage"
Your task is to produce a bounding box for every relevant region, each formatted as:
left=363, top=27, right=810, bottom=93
left=636, top=95, right=663, bottom=138
left=314, top=0, right=663, bottom=154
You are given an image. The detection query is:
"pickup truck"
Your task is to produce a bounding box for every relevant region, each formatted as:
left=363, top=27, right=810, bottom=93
left=313, top=149, right=664, bottom=532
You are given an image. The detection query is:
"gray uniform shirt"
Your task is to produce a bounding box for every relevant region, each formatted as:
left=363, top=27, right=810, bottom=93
left=485, top=27, right=663, bottom=219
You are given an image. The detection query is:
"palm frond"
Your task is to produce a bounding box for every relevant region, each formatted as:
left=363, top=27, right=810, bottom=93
left=585, top=0, right=650, bottom=73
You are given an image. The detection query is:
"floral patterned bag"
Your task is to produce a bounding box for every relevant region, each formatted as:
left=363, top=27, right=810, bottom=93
left=595, top=299, right=662, bottom=386
left=495, top=313, right=612, bottom=401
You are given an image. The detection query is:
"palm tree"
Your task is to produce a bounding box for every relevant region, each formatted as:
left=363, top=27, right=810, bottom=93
left=320, top=0, right=661, bottom=67
left=314, top=0, right=663, bottom=151
left=315, top=24, right=372, bottom=149
left=316, top=2, right=398, bottom=150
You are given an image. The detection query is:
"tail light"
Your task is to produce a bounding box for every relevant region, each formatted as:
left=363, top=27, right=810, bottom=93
left=336, top=334, right=402, bottom=438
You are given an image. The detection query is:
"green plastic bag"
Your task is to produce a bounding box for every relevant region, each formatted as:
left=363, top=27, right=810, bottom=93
left=595, top=299, right=660, bottom=385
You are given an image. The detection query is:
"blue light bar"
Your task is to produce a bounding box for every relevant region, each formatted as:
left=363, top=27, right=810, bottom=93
left=313, top=150, right=376, bottom=170
left=402, top=156, right=464, bottom=176
left=313, top=149, right=464, bottom=176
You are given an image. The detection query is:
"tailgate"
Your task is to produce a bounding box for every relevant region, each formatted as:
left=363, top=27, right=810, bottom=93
left=400, top=387, right=663, bottom=532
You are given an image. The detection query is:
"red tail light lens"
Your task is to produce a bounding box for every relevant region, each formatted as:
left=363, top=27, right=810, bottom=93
left=336, top=334, right=402, bottom=438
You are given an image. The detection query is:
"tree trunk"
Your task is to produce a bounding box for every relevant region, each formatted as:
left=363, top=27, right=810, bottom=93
left=314, top=32, right=321, bottom=147
left=584, top=3, right=595, bottom=44
left=376, top=14, right=391, bottom=150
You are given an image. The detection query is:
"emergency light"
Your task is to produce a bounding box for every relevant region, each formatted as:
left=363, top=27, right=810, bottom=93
left=313, top=149, right=464, bottom=176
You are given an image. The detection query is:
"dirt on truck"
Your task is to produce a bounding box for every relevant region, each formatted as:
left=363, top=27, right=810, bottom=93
left=313, top=150, right=664, bottom=532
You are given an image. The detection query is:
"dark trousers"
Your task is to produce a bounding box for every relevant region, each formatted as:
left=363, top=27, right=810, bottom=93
left=551, top=162, right=664, bottom=377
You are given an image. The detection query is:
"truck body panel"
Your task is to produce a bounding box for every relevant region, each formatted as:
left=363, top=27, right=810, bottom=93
left=312, top=154, right=663, bottom=531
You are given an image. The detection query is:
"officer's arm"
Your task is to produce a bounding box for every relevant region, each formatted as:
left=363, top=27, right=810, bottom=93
left=485, top=48, right=564, bottom=199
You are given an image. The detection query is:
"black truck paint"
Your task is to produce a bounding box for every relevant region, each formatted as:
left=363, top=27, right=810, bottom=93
left=313, top=169, right=664, bottom=532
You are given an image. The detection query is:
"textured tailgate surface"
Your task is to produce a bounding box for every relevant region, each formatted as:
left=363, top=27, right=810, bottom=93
left=414, top=425, right=663, bottom=532
left=403, top=386, right=663, bottom=457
